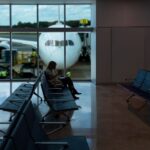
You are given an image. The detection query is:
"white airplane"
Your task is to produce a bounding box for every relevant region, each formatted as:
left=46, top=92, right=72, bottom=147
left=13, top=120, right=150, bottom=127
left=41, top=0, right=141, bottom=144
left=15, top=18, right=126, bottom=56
left=0, top=22, right=82, bottom=69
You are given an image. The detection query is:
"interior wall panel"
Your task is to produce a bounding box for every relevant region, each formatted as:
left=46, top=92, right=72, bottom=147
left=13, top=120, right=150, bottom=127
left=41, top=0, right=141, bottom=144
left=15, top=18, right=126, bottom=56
left=96, top=28, right=111, bottom=84
left=91, top=0, right=96, bottom=84
left=96, top=0, right=150, bottom=84
left=97, top=1, right=125, bottom=27
left=97, top=1, right=150, bottom=27
left=144, top=28, right=150, bottom=70
left=112, top=28, right=145, bottom=82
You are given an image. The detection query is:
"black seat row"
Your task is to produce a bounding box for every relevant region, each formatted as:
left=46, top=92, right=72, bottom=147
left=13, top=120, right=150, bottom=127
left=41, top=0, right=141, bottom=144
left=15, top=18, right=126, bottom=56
left=0, top=71, right=89, bottom=150
left=1, top=100, right=90, bottom=150
left=41, top=72, right=80, bottom=121
left=121, top=69, right=150, bottom=103
left=0, top=72, right=43, bottom=115
left=0, top=101, right=27, bottom=150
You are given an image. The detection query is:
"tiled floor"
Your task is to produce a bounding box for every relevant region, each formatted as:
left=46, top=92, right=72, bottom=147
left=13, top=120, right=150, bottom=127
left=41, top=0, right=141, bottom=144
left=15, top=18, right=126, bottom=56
left=95, top=85, right=150, bottom=150
left=37, top=82, right=94, bottom=149
left=0, top=82, right=94, bottom=149
left=1, top=83, right=150, bottom=150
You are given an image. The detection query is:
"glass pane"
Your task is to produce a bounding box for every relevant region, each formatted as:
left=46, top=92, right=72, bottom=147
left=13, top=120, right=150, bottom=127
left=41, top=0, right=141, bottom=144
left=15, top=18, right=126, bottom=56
left=66, top=5, right=91, bottom=28
left=39, top=32, right=64, bottom=75
left=39, top=5, right=64, bottom=28
left=0, top=82, right=10, bottom=104
left=66, top=32, right=91, bottom=80
left=0, top=82, right=10, bottom=124
left=12, top=5, right=37, bottom=28
left=12, top=32, right=37, bottom=79
left=0, top=32, right=10, bottom=79
left=0, top=5, right=10, bottom=27
left=12, top=82, right=22, bottom=92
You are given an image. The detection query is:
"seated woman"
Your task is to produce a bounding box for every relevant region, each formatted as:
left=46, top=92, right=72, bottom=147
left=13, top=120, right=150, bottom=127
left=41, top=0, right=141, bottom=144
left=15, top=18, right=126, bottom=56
left=45, top=61, right=81, bottom=99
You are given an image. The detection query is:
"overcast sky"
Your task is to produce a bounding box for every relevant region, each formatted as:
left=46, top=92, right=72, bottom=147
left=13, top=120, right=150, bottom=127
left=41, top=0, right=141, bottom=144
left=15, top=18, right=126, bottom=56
left=0, top=5, right=91, bottom=25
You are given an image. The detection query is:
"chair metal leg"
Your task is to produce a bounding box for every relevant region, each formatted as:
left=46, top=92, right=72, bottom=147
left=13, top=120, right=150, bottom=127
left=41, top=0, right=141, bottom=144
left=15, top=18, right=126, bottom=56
left=42, top=111, right=50, bottom=121
left=34, top=92, right=43, bottom=104
left=62, top=112, right=70, bottom=122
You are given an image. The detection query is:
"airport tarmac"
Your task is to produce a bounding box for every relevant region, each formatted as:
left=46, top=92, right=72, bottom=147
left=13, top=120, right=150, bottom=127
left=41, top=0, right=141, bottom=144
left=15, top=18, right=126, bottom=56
left=0, top=33, right=91, bottom=80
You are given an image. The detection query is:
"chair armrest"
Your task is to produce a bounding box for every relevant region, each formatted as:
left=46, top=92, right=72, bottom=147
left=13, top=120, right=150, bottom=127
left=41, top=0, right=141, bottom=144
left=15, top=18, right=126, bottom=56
left=48, top=86, right=63, bottom=90
left=0, top=122, right=11, bottom=124
left=13, top=94, right=30, bottom=99
left=35, top=141, right=68, bottom=146
left=14, top=93, right=29, bottom=95
left=46, top=99, right=70, bottom=102
left=9, top=100, right=23, bottom=103
left=39, top=121, right=66, bottom=125
left=124, top=78, right=134, bottom=82
left=47, top=93, right=65, bottom=95
left=22, top=83, right=33, bottom=87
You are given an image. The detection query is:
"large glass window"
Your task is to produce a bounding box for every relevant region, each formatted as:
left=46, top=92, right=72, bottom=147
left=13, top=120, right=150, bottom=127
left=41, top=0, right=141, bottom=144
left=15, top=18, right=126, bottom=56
left=66, top=32, right=91, bottom=80
left=0, top=32, right=10, bottom=79
left=66, top=5, right=91, bottom=28
left=0, top=4, right=92, bottom=81
left=39, top=5, right=64, bottom=28
left=0, top=82, right=10, bottom=104
left=0, top=82, right=11, bottom=125
left=12, top=5, right=37, bottom=28
left=12, top=32, right=37, bottom=79
left=0, top=5, right=10, bottom=27
left=39, top=32, right=65, bottom=74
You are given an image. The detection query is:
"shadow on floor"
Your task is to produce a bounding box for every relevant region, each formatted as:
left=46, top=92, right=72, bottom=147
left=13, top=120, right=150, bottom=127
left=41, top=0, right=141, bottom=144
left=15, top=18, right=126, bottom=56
left=128, top=100, right=150, bottom=126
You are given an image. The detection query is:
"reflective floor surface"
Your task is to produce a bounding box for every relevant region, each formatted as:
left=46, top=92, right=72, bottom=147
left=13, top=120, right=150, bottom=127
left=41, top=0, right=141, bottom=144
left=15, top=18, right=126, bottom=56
left=1, top=83, right=150, bottom=150
left=0, top=82, right=96, bottom=150
left=95, top=85, right=150, bottom=150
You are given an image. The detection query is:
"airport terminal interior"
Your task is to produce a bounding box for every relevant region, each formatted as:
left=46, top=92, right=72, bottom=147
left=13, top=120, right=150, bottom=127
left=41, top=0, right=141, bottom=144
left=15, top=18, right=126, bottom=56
left=1, top=0, right=150, bottom=150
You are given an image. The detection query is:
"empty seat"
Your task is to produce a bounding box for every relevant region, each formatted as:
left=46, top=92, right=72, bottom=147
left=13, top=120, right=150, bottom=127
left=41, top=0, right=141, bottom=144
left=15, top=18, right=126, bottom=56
left=11, top=101, right=89, bottom=150
left=132, top=69, right=147, bottom=88
left=121, top=69, right=150, bottom=103
left=140, top=71, right=150, bottom=93
left=3, top=139, right=15, bottom=150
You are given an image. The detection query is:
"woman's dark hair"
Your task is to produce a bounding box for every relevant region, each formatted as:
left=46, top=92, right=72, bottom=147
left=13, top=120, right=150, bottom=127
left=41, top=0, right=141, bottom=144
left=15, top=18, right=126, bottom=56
left=47, top=61, right=57, bottom=70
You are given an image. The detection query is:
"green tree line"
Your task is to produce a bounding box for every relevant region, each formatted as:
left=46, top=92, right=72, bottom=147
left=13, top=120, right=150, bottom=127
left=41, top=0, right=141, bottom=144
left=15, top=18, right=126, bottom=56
left=12, top=20, right=91, bottom=28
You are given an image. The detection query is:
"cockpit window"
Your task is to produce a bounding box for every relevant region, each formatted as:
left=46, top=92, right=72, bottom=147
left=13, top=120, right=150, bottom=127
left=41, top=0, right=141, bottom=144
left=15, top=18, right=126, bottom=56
left=45, top=40, right=74, bottom=46
left=68, top=40, right=74, bottom=46
left=45, top=40, right=54, bottom=46
left=55, top=40, right=59, bottom=46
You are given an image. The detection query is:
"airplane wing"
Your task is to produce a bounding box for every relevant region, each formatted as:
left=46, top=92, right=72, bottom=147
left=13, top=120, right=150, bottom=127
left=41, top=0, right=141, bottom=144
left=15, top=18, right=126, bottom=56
left=0, top=37, right=37, bottom=48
